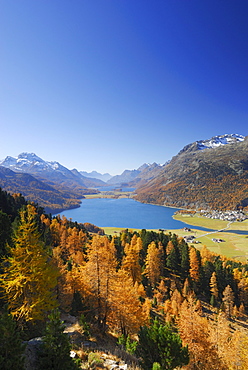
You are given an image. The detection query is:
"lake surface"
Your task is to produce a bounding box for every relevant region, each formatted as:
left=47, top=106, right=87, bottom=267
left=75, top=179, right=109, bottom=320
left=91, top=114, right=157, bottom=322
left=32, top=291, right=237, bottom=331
left=55, top=198, right=215, bottom=231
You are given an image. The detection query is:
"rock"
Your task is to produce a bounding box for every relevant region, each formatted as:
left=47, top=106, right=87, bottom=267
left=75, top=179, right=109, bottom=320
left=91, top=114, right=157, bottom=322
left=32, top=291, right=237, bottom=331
left=61, top=313, right=77, bottom=324
left=109, top=365, right=118, bottom=370
left=82, top=340, right=97, bottom=348
left=24, top=337, right=43, bottom=370
left=103, top=359, right=117, bottom=366
left=119, top=364, right=128, bottom=370
left=99, top=356, right=128, bottom=370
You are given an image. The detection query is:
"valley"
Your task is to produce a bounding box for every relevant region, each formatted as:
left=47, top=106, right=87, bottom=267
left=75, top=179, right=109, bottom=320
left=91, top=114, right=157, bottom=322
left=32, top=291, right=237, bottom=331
left=1, top=134, right=248, bottom=369
left=1, top=133, right=248, bottom=262
left=2, top=3, right=248, bottom=368
left=55, top=196, right=248, bottom=262
left=1, top=134, right=247, bottom=214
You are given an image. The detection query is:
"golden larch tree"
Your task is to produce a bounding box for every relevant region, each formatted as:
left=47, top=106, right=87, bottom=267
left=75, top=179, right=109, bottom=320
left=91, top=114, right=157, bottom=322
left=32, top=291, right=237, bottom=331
left=81, top=235, right=117, bottom=330
left=122, top=236, right=142, bottom=284
left=222, top=285, right=235, bottom=317
left=144, top=241, right=163, bottom=287
left=189, top=247, right=200, bottom=283
left=177, top=295, right=225, bottom=369
left=0, top=205, right=58, bottom=322
left=108, top=269, right=149, bottom=336
left=210, top=271, right=218, bottom=299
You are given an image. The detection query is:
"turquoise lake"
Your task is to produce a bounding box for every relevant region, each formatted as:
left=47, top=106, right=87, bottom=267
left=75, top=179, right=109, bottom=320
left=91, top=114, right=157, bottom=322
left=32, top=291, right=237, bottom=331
left=55, top=198, right=214, bottom=231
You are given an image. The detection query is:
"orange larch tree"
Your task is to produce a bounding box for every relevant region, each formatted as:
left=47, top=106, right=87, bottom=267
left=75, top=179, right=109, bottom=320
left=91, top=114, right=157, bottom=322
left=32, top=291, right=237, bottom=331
left=81, top=235, right=117, bottom=331
left=144, top=241, right=163, bottom=288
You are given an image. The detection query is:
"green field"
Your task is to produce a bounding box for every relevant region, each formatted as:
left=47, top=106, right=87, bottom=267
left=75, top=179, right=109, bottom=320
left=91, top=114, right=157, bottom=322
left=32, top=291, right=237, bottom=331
left=167, top=228, right=248, bottom=262
left=103, top=214, right=248, bottom=262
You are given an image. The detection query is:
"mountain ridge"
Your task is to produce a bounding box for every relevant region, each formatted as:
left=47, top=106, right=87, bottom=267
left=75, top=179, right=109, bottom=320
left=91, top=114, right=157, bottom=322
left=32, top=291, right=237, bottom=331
left=107, top=163, right=163, bottom=185
left=135, top=134, right=248, bottom=210
left=1, top=133, right=247, bottom=212
left=0, top=152, right=103, bottom=190
left=0, top=165, right=83, bottom=213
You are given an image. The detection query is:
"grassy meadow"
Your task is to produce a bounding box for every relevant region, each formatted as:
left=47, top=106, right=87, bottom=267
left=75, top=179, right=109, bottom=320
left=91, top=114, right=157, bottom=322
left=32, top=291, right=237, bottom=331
left=103, top=213, right=248, bottom=262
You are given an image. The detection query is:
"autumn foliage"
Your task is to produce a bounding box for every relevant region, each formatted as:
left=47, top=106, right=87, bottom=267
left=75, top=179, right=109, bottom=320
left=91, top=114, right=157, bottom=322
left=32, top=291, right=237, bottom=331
left=1, top=189, right=248, bottom=368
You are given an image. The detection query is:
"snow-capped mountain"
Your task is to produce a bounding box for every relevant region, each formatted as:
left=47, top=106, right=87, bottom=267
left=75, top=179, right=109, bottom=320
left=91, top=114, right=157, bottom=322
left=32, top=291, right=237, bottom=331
left=177, top=134, right=246, bottom=156
left=197, top=134, right=245, bottom=150
left=0, top=152, right=70, bottom=174
left=0, top=152, right=104, bottom=189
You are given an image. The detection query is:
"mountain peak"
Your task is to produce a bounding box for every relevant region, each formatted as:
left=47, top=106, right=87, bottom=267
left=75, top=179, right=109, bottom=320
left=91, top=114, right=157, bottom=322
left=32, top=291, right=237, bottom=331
left=196, top=134, right=245, bottom=150
left=178, top=134, right=245, bottom=155
left=18, top=152, right=41, bottom=158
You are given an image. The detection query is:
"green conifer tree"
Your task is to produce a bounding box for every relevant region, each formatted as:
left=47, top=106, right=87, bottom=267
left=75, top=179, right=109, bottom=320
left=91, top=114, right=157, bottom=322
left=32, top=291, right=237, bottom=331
left=0, top=211, right=12, bottom=261
left=0, top=311, right=25, bottom=370
left=166, top=246, right=180, bottom=273
left=136, top=318, right=189, bottom=370
left=38, top=309, right=79, bottom=370
left=180, top=244, right=190, bottom=278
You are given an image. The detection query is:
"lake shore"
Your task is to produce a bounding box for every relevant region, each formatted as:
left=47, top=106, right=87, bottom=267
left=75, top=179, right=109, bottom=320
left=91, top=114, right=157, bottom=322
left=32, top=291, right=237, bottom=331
left=84, top=190, right=134, bottom=199
left=173, top=213, right=248, bottom=231
left=54, top=196, right=248, bottom=262
left=103, top=212, right=248, bottom=262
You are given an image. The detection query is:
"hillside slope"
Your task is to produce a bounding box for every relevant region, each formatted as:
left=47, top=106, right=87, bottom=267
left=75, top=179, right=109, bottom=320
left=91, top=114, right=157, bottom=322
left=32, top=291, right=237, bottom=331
left=0, top=166, right=84, bottom=213
left=135, top=135, right=248, bottom=210
left=0, top=153, right=101, bottom=212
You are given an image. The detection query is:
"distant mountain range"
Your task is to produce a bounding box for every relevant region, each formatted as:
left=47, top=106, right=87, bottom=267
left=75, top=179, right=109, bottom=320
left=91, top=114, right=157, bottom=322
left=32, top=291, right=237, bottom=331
left=135, top=134, right=248, bottom=210
left=80, top=170, right=112, bottom=182
left=1, top=134, right=247, bottom=213
left=0, top=153, right=105, bottom=188
left=105, top=163, right=165, bottom=189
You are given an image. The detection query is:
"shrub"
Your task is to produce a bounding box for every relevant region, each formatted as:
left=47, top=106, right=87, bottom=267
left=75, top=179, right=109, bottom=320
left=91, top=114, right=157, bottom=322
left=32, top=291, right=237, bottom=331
left=152, top=363, right=161, bottom=370
left=88, top=352, right=103, bottom=367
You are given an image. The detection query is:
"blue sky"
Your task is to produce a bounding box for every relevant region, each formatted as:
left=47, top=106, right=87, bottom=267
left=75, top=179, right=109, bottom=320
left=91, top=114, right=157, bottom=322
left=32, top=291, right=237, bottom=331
left=1, top=0, right=247, bottom=175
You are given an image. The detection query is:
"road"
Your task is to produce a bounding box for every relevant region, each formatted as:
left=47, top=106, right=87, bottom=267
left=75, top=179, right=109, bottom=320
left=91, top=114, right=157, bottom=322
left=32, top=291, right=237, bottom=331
left=195, top=221, right=234, bottom=239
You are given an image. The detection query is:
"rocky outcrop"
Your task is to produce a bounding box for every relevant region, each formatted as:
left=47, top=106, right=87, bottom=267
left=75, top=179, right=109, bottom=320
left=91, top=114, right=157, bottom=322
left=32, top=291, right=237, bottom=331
left=24, top=337, right=43, bottom=370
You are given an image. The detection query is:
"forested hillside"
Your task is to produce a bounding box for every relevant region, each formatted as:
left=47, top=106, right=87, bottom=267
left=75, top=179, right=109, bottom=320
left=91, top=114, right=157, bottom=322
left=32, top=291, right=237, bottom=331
left=135, top=136, right=248, bottom=211
left=0, top=166, right=85, bottom=213
left=0, top=153, right=101, bottom=213
left=1, top=188, right=248, bottom=369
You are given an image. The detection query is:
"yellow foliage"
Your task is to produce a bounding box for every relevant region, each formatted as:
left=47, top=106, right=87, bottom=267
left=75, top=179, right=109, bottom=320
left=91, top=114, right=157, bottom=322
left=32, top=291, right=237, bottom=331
left=0, top=205, right=58, bottom=322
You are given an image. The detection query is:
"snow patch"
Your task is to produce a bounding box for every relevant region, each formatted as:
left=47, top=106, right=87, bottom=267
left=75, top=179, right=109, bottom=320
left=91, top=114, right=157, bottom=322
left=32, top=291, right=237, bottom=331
left=197, top=134, right=244, bottom=150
